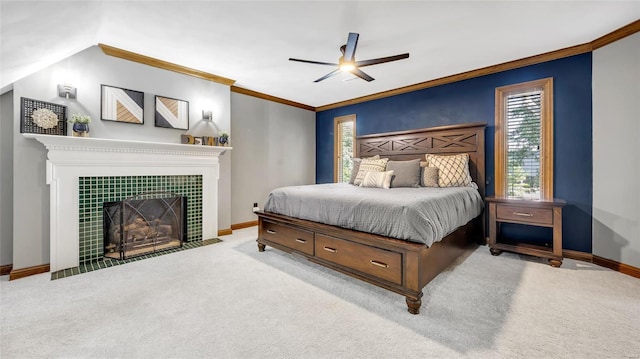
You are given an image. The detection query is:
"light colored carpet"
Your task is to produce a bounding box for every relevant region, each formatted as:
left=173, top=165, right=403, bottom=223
left=1, top=227, right=639, bottom=358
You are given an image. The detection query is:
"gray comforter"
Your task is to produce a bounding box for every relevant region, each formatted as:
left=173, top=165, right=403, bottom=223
left=264, top=183, right=483, bottom=247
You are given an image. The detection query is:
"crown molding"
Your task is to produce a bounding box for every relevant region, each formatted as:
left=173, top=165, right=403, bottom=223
left=99, top=44, right=236, bottom=86
left=231, top=86, right=315, bottom=111
left=591, top=19, right=640, bottom=50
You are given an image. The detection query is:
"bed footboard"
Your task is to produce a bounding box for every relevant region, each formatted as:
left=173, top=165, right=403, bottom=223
left=256, top=211, right=476, bottom=314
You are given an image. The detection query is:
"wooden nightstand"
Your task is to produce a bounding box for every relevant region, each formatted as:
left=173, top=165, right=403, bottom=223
left=486, top=197, right=566, bottom=267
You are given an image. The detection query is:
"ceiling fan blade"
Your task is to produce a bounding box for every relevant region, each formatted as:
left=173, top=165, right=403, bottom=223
left=355, top=53, right=410, bottom=67
left=289, top=58, right=338, bottom=66
left=343, top=32, right=359, bottom=62
left=351, top=68, right=374, bottom=82
left=314, top=68, right=341, bottom=82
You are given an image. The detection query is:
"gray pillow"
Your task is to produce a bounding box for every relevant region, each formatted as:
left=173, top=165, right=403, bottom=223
left=386, top=159, right=421, bottom=188
left=421, top=166, right=439, bottom=187
left=348, top=158, right=362, bottom=184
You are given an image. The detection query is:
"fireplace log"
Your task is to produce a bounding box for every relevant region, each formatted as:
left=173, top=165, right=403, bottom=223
left=124, top=219, right=147, bottom=231
left=127, top=228, right=157, bottom=240
left=158, top=224, right=173, bottom=236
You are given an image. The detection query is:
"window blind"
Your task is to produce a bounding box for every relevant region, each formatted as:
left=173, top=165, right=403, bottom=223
left=338, top=120, right=354, bottom=183
left=506, top=90, right=542, bottom=199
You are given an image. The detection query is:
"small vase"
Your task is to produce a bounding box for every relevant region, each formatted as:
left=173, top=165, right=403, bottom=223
left=218, top=137, right=228, bottom=146
left=73, top=123, right=89, bottom=137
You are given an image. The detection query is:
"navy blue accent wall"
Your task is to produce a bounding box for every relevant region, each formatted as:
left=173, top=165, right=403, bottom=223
left=316, top=53, right=593, bottom=252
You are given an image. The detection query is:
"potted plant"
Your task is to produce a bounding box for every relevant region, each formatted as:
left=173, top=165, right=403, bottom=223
left=68, top=114, right=91, bottom=137
left=218, top=132, right=229, bottom=146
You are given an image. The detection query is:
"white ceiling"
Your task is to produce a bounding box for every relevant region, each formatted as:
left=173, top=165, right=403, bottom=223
left=1, top=1, right=638, bottom=108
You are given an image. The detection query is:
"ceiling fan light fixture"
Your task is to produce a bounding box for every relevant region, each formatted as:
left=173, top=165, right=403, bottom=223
left=290, top=32, right=409, bottom=83
left=339, top=62, right=355, bottom=72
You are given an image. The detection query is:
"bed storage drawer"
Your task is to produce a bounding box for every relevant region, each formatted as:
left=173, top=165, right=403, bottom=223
left=496, top=204, right=553, bottom=225
left=262, top=220, right=314, bottom=255
left=315, top=234, right=402, bottom=285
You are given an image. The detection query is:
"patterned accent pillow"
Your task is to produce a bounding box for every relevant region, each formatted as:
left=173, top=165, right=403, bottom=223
left=354, top=157, right=389, bottom=186
left=386, top=159, right=421, bottom=188
left=419, top=162, right=439, bottom=187
left=360, top=170, right=394, bottom=189
left=349, top=155, right=379, bottom=184
left=425, top=153, right=472, bottom=187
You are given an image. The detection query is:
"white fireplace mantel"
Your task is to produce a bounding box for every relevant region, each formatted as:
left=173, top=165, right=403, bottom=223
left=24, top=134, right=231, bottom=272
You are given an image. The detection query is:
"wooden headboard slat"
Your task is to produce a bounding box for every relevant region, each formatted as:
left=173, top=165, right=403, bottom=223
left=356, top=123, right=486, bottom=198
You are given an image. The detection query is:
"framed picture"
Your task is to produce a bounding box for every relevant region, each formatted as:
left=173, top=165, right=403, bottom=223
left=181, top=134, right=205, bottom=145
left=155, top=96, right=189, bottom=130
left=203, top=136, right=217, bottom=146
left=20, top=97, right=67, bottom=135
left=101, top=85, right=144, bottom=124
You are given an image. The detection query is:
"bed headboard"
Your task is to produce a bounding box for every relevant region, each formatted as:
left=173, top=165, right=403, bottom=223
left=356, top=122, right=486, bottom=198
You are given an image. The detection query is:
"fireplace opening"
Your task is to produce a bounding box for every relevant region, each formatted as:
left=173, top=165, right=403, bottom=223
left=103, top=192, right=187, bottom=260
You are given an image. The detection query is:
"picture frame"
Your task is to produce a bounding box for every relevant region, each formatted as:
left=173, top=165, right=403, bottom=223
left=155, top=95, right=189, bottom=130
left=181, top=134, right=205, bottom=145
left=181, top=134, right=193, bottom=144
left=20, top=97, right=67, bottom=136
left=203, top=136, right=217, bottom=146
left=101, top=84, right=144, bottom=124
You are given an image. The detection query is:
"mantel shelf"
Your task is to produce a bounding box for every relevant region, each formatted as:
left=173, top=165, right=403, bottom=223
left=23, top=133, right=232, bottom=157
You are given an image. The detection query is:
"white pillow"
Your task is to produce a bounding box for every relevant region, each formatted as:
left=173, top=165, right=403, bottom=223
left=425, top=153, right=472, bottom=187
left=353, top=157, right=389, bottom=186
left=359, top=170, right=394, bottom=189
left=349, top=155, right=379, bottom=184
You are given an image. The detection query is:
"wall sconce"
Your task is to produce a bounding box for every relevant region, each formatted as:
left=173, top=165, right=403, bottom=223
left=202, top=110, right=213, bottom=121
left=57, top=84, right=77, bottom=99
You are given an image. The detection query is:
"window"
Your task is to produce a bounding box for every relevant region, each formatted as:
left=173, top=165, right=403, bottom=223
left=334, top=114, right=356, bottom=183
left=495, top=78, right=553, bottom=200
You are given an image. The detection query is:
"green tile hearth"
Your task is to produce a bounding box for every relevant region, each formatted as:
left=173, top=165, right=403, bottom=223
left=51, top=238, right=222, bottom=280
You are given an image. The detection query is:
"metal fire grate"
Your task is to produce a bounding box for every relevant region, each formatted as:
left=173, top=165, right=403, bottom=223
left=103, top=192, right=186, bottom=260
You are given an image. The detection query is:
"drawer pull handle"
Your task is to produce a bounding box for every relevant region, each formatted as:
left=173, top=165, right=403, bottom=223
left=370, top=260, right=389, bottom=268
left=266, top=229, right=276, bottom=234
left=323, top=246, right=337, bottom=253
left=513, top=212, right=534, bottom=217
left=295, top=238, right=307, bottom=244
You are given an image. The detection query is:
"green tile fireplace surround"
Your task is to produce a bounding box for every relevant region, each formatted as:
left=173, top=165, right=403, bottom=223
left=78, top=175, right=203, bottom=263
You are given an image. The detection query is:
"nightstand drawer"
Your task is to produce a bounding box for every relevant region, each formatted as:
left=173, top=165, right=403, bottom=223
left=496, top=205, right=553, bottom=225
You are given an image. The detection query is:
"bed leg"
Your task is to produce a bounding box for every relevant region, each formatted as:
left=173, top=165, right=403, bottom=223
left=257, top=242, right=266, bottom=252
left=405, top=292, right=423, bottom=315
left=549, top=258, right=562, bottom=268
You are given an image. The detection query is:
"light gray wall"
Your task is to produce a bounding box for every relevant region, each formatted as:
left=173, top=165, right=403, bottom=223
left=230, top=92, right=315, bottom=225
left=0, top=91, right=14, bottom=266
left=592, top=32, right=640, bottom=268
left=11, top=46, right=231, bottom=270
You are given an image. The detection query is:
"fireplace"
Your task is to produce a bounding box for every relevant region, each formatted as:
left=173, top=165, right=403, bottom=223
left=24, top=134, right=228, bottom=271
left=103, top=192, right=187, bottom=260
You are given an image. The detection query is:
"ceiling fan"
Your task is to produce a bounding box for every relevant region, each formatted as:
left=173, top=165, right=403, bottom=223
left=289, top=32, right=410, bottom=83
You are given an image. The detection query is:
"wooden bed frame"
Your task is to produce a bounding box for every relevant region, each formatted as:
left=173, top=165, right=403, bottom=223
left=256, top=122, right=486, bottom=314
